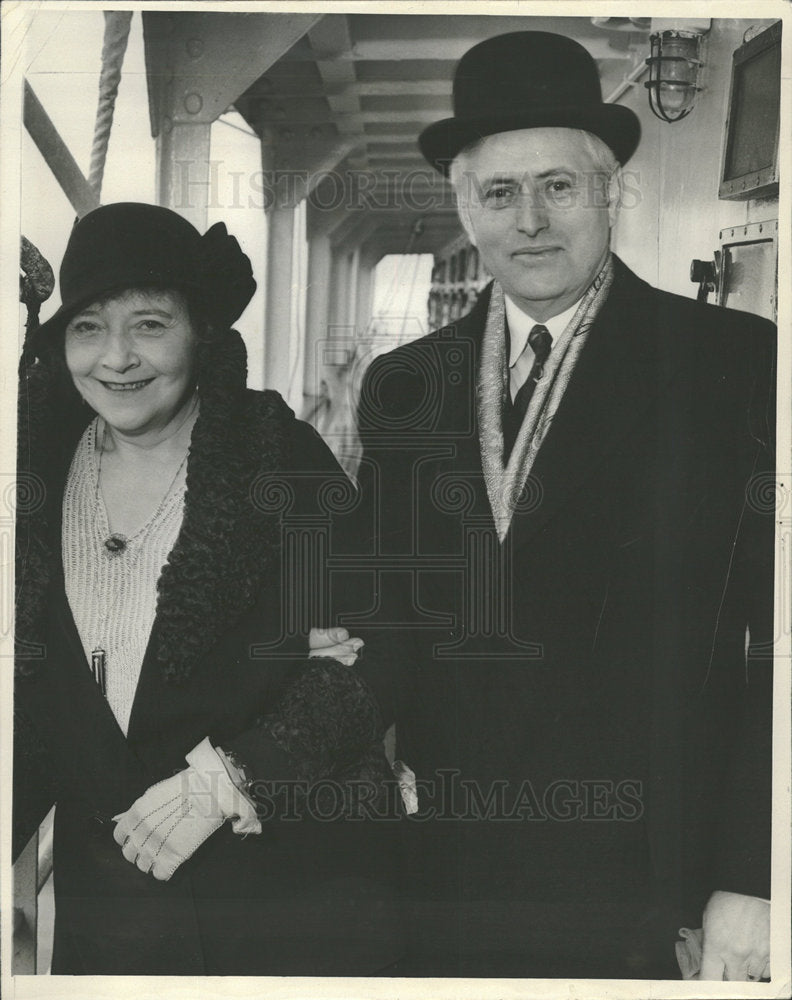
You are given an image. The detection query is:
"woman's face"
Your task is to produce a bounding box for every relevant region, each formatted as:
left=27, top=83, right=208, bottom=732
left=64, top=289, right=198, bottom=438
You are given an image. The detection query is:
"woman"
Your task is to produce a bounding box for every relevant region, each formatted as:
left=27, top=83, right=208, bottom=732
left=14, top=203, right=401, bottom=975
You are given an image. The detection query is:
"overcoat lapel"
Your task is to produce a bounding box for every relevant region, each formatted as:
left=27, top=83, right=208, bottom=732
left=430, top=289, right=494, bottom=526
left=506, top=260, right=663, bottom=555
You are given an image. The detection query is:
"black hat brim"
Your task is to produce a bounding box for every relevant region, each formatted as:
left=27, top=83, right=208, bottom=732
left=419, top=103, right=641, bottom=175
left=26, top=206, right=256, bottom=357
left=30, top=273, right=205, bottom=354
left=30, top=266, right=255, bottom=354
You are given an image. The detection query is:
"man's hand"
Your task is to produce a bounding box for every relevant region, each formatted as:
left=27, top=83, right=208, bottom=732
left=699, top=890, right=770, bottom=981
left=112, top=738, right=261, bottom=881
left=309, top=626, right=363, bottom=666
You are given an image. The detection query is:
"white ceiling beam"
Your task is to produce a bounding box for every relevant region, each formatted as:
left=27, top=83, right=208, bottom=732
left=355, top=132, right=424, bottom=143
left=143, top=11, right=322, bottom=131
left=366, top=150, right=428, bottom=161
left=284, top=35, right=633, bottom=64
left=307, top=15, right=365, bottom=142
left=307, top=185, right=457, bottom=240
left=262, top=109, right=453, bottom=126
left=272, top=135, right=363, bottom=194
left=341, top=80, right=452, bottom=98
left=330, top=212, right=384, bottom=252
left=253, top=96, right=449, bottom=121
left=261, top=80, right=454, bottom=99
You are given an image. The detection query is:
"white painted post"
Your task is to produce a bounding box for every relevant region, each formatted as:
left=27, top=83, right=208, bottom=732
left=303, top=232, right=332, bottom=403
left=12, top=833, right=38, bottom=974
left=155, top=123, right=212, bottom=231
left=264, top=202, right=296, bottom=396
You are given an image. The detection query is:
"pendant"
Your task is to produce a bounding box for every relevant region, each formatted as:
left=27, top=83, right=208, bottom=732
left=104, top=533, right=128, bottom=554
left=91, top=647, right=107, bottom=696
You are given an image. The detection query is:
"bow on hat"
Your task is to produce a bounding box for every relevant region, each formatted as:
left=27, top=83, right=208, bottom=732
left=196, top=221, right=257, bottom=329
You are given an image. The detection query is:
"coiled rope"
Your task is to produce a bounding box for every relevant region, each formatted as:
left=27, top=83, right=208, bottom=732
left=87, top=11, right=133, bottom=200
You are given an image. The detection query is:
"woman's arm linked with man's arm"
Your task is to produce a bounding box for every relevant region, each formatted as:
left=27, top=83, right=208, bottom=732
left=112, top=416, right=405, bottom=879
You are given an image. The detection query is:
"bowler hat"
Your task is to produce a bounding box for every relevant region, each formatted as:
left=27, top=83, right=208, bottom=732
left=419, top=31, right=641, bottom=174
left=32, top=202, right=256, bottom=348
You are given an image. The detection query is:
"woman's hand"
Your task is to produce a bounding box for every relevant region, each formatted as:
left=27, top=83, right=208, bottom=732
left=309, top=626, right=363, bottom=666
left=113, top=738, right=260, bottom=880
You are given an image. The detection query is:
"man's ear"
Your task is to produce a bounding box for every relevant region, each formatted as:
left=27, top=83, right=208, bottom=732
left=607, top=167, right=623, bottom=227
left=450, top=153, right=479, bottom=246
left=455, top=195, right=478, bottom=247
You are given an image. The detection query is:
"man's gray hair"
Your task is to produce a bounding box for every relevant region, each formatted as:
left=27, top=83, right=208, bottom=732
left=450, top=129, right=620, bottom=236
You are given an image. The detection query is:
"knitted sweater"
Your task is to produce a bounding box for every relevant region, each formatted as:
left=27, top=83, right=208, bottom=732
left=62, top=419, right=186, bottom=734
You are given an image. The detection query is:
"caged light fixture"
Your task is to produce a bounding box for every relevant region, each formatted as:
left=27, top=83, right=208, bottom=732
left=644, top=30, right=704, bottom=123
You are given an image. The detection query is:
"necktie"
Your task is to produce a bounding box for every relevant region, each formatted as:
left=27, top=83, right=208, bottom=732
left=503, top=324, right=553, bottom=461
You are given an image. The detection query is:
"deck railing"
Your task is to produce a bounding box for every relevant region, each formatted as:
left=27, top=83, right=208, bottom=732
left=14, top=69, right=94, bottom=976
left=12, top=811, right=54, bottom=974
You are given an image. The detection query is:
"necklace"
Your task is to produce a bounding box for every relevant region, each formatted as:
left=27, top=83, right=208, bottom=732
left=96, top=421, right=190, bottom=555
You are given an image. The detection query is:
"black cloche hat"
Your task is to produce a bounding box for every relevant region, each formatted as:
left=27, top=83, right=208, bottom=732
left=32, top=202, right=256, bottom=347
left=419, top=31, right=641, bottom=174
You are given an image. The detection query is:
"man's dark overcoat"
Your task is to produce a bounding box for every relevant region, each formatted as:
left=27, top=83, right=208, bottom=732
left=336, top=255, right=775, bottom=977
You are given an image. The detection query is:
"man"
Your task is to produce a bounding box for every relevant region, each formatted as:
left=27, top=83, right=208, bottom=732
left=98, top=28, right=772, bottom=981
left=317, top=31, right=775, bottom=979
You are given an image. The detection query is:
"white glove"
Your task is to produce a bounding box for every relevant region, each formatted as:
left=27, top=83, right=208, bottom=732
left=112, top=738, right=261, bottom=881
left=699, top=891, right=771, bottom=981
left=309, top=626, right=364, bottom=666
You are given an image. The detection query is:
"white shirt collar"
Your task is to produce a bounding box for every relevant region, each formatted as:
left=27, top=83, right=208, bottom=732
left=505, top=295, right=582, bottom=369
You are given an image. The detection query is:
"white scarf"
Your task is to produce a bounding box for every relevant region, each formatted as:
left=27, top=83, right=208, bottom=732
left=477, top=255, right=615, bottom=540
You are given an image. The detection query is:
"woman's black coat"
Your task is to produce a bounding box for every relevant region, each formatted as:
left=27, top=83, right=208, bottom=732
left=14, top=363, right=402, bottom=976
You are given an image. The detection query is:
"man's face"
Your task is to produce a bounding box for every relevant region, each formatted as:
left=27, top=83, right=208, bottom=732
left=455, top=128, right=619, bottom=321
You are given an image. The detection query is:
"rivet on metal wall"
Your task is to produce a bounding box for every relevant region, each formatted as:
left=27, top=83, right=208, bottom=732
left=184, top=93, right=203, bottom=115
